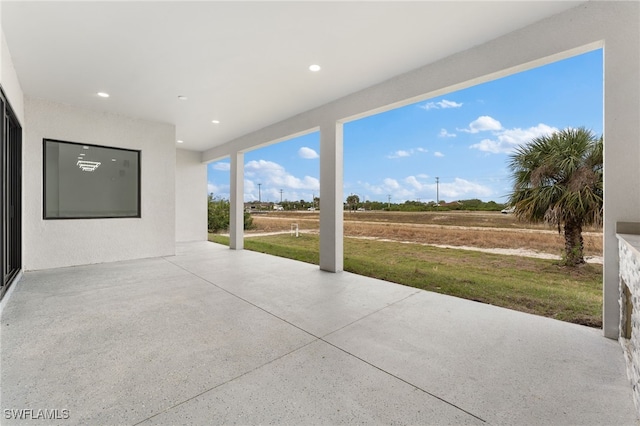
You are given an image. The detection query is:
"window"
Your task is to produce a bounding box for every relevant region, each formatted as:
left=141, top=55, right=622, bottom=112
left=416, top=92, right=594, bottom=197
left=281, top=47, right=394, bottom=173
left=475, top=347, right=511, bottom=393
left=43, top=139, right=140, bottom=219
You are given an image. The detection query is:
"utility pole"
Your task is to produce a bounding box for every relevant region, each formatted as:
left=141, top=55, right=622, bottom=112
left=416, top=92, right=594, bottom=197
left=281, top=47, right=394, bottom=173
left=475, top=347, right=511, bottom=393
left=435, top=177, right=439, bottom=206
left=258, top=183, right=262, bottom=203
left=279, top=189, right=283, bottom=203
left=387, top=194, right=391, bottom=209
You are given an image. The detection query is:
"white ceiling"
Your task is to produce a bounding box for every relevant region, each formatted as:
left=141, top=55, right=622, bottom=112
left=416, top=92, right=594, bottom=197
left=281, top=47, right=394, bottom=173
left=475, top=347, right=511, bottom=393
left=2, top=1, right=583, bottom=152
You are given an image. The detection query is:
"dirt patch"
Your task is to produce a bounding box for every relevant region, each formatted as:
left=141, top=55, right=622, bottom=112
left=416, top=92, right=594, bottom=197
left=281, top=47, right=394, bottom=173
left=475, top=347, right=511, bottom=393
left=248, top=212, right=602, bottom=261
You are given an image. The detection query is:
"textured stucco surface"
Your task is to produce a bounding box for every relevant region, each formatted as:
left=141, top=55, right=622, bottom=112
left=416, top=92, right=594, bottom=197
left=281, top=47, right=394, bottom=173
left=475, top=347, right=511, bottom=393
left=0, top=26, right=24, bottom=125
left=23, top=98, right=176, bottom=270
left=175, top=148, right=207, bottom=242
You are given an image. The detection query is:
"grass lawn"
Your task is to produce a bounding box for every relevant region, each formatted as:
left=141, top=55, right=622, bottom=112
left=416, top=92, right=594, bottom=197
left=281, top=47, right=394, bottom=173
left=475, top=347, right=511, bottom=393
left=208, top=233, right=602, bottom=327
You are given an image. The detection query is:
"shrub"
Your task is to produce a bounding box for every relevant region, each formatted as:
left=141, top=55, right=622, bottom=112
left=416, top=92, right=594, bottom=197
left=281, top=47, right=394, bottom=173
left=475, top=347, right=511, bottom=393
left=208, top=195, right=254, bottom=232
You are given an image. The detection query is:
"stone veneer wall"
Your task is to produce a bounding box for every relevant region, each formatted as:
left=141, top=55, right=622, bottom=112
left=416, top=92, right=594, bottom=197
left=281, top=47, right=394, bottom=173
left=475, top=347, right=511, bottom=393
left=618, top=233, right=640, bottom=415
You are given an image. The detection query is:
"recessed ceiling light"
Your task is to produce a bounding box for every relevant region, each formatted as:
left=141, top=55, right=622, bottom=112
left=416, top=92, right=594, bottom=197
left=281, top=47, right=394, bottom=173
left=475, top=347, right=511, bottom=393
left=77, top=156, right=83, bottom=159
left=77, top=160, right=101, bottom=172
left=178, top=96, right=188, bottom=101
left=111, top=159, right=117, bottom=162
left=309, top=64, right=321, bottom=72
left=177, top=140, right=184, bottom=144
left=82, top=146, right=89, bottom=150
left=97, top=92, right=110, bottom=98
left=79, top=153, right=85, bottom=156
left=211, top=120, right=220, bottom=124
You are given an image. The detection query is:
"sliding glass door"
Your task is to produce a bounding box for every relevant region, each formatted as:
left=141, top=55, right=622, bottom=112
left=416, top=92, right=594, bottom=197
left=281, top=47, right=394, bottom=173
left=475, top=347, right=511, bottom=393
left=1, top=87, right=22, bottom=300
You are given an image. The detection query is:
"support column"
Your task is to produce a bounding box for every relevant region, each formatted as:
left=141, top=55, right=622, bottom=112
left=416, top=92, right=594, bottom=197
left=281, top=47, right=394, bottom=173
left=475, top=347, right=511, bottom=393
left=229, top=151, right=244, bottom=250
left=319, top=121, right=343, bottom=272
left=603, top=6, right=640, bottom=338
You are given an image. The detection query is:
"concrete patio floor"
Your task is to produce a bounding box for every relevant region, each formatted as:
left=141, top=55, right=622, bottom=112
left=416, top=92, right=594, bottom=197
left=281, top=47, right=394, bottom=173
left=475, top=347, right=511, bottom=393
left=1, top=241, right=636, bottom=425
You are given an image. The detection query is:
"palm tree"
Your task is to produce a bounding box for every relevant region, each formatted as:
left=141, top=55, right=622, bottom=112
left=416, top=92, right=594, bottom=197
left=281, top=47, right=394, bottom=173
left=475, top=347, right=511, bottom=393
left=346, top=194, right=360, bottom=211
left=508, top=127, right=603, bottom=266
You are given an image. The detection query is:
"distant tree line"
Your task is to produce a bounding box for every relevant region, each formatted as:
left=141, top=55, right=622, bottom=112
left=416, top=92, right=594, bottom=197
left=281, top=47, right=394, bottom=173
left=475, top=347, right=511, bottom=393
left=210, top=193, right=506, bottom=234
left=261, top=198, right=319, bottom=211
left=345, top=195, right=506, bottom=212
left=249, top=196, right=505, bottom=212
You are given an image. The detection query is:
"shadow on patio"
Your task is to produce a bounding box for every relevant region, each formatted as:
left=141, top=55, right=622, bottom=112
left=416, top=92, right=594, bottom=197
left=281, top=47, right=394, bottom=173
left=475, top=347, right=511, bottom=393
left=1, top=242, right=636, bottom=425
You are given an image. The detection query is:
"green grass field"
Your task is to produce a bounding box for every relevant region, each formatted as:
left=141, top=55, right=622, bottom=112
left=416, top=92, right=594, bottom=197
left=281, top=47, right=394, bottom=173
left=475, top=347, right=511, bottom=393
left=209, top=233, right=602, bottom=327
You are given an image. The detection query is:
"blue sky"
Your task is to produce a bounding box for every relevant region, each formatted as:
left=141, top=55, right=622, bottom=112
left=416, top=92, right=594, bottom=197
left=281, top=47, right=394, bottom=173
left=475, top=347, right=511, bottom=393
left=208, top=49, right=602, bottom=204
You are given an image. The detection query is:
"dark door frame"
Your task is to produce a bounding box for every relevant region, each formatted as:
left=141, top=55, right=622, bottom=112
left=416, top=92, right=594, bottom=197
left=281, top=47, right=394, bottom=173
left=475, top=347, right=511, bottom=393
left=1, top=86, right=22, bottom=300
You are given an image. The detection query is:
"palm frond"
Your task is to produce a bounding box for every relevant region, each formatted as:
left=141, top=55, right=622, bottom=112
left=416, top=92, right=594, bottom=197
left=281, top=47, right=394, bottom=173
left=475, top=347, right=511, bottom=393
left=507, top=126, right=602, bottom=229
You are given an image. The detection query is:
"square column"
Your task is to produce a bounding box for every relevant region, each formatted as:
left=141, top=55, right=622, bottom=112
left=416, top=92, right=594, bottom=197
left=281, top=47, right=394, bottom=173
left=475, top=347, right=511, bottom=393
left=229, top=151, right=244, bottom=250
left=319, top=122, right=343, bottom=272
left=603, top=7, right=640, bottom=338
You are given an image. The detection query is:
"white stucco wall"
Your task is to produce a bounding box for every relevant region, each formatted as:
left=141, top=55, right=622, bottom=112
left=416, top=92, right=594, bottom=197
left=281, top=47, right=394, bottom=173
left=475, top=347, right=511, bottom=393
left=0, top=28, right=24, bottom=125
left=176, top=148, right=207, bottom=242
left=23, top=98, right=176, bottom=270
left=203, top=1, right=640, bottom=338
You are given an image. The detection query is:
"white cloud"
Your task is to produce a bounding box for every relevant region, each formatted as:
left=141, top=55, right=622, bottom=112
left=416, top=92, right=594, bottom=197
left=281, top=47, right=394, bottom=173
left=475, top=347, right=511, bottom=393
left=404, top=176, right=423, bottom=190
left=387, top=147, right=428, bottom=159
left=362, top=178, right=413, bottom=199
left=244, top=160, right=319, bottom=201
left=245, top=160, right=281, bottom=177
left=440, top=100, right=463, bottom=108
left=383, top=178, right=401, bottom=190
left=419, top=99, right=463, bottom=110
left=438, top=128, right=456, bottom=138
left=360, top=175, right=492, bottom=202
left=439, top=178, right=493, bottom=199
left=211, top=162, right=230, bottom=171
left=459, top=116, right=502, bottom=133
left=434, top=151, right=445, bottom=157
left=387, top=150, right=411, bottom=159
left=207, top=182, right=229, bottom=199
left=298, top=147, right=319, bottom=159
left=470, top=123, right=558, bottom=154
